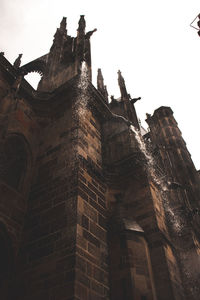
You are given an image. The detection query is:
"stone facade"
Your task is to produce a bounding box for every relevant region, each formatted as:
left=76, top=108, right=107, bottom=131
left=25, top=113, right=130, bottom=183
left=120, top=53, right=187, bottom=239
left=0, top=15, right=200, bottom=300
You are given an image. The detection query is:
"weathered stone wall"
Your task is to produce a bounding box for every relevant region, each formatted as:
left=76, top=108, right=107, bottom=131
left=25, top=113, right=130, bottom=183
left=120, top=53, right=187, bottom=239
left=38, top=63, right=78, bottom=92
left=15, top=95, right=77, bottom=300
left=76, top=108, right=109, bottom=299
left=0, top=66, right=38, bottom=298
left=11, top=91, right=110, bottom=300
left=105, top=155, right=185, bottom=300
left=0, top=92, right=37, bottom=256
left=1, top=47, right=200, bottom=300
left=146, top=106, right=200, bottom=299
left=109, top=227, right=156, bottom=300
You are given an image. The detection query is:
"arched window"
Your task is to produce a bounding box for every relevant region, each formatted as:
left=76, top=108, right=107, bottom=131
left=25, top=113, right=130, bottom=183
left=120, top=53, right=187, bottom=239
left=25, top=72, right=42, bottom=89
left=0, top=135, right=28, bottom=190
left=21, top=58, right=45, bottom=90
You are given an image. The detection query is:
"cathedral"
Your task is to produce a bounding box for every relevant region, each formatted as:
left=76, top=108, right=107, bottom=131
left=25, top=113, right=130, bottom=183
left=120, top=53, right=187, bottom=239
left=0, top=15, right=200, bottom=300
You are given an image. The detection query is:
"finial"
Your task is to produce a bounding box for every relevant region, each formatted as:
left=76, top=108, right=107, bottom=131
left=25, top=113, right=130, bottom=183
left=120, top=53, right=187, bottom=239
left=60, top=17, right=67, bottom=30
left=104, top=85, right=108, bottom=95
left=117, top=70, right=125, bottom=86
left=13, top=54, right=23, bottom=68
left=118, top=70, right=122, bottom=76
left=97, top=68, right=104, bottom=90
left=117, top=70, right=128, bottom=99
left=110, top=95, right=116, bottom=102
left=51, top=18, right=67, bottom=51
left=97, top=69, right=108, bottom=103
left=104, top=85, right=109, bottom=103
left=78, top=15, right=86, bottom=32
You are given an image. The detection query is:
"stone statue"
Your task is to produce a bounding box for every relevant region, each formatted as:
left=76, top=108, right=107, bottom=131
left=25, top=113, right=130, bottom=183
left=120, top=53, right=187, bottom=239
left=146, top=113, right=151, bottom=119
left=13, top=54, right=23, bottom=68
left=110, top=95, right=115, bottom=102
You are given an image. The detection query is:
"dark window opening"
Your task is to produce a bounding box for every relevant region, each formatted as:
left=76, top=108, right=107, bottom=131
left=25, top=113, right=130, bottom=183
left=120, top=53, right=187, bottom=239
left=0, top=136, right=27, bottom=190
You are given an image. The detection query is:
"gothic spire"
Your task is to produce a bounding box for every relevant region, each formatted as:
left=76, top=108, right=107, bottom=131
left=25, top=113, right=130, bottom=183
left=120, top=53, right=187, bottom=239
left=60, top=17, right=67, bottom=34
left=97, top=68, right=104, bottom=91
left=118, top=70, right=128, bottom=99
left=50, top=17, right=67, bottom=52
left=104, top=85, right=109, bottom=103
left=97, top=69, right=108, bottom=103
left=117, top=70, right=140, bottom=128
left=78, top=15, right=86, bottom=34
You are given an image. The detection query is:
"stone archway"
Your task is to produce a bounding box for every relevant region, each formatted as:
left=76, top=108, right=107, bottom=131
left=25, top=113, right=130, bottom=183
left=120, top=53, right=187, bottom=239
left=21, top=58, right=46, bottom=90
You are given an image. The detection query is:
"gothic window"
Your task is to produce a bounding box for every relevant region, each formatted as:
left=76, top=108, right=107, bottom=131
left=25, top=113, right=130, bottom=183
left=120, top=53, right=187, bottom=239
left=25, top=72, right=42, bottom=89
left=0, top=135, right=28, bottom=190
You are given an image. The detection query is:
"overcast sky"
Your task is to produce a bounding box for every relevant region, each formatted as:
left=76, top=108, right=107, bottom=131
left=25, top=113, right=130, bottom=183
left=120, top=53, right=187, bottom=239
left=0, top=0, right=200, bottom=169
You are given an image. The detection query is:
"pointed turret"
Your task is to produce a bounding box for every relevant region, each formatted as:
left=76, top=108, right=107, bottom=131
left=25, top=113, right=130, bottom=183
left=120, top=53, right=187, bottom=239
left=38, top=17, right=68, bottom=88
left=118, top=70, right=128, bottom=99
left=97, top=69, right=104, bottom=90
left=60, top=17, right=67, bottom=32
left=104, top=85, right=109, bottom=103
left=51, top=17, right=67, bottom=51
left=116, top=70, right=140, bottom=128
left=77, top=15, right=86, bottom=34
left=75, top=15, right=93, bottom=80
left=76, top=15, right=86, bottom=68
left=97, top=69, right=108, bottom=103
left=35, top=16, right=94, bottom=91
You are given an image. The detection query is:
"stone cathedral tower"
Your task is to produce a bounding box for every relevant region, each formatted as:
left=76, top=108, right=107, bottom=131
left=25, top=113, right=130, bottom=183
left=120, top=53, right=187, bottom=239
left=0, top=16, right=200, bottom=300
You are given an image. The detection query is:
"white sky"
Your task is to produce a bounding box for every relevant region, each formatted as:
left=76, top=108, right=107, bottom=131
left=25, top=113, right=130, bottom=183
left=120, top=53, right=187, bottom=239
left=0, top=0, right=200, bottom=169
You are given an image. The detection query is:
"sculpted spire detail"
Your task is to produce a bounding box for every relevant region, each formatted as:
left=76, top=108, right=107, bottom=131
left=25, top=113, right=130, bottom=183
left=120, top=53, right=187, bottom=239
left=20, top=16, right=95, bottom=91
left=118, top=70, right=128, bottom=99
left=114, top=70, right=140, bottom=128
left=97, top=69, right=108, bottom=103
left=60, top=17, right=67, bottom=32
left=97, top=68, right=104, bottom=91
left=76, top=15, right=96, bottom=79
left=51, top=18, right=67, bottom=51
left=78, top=15, right=86, bottom=34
